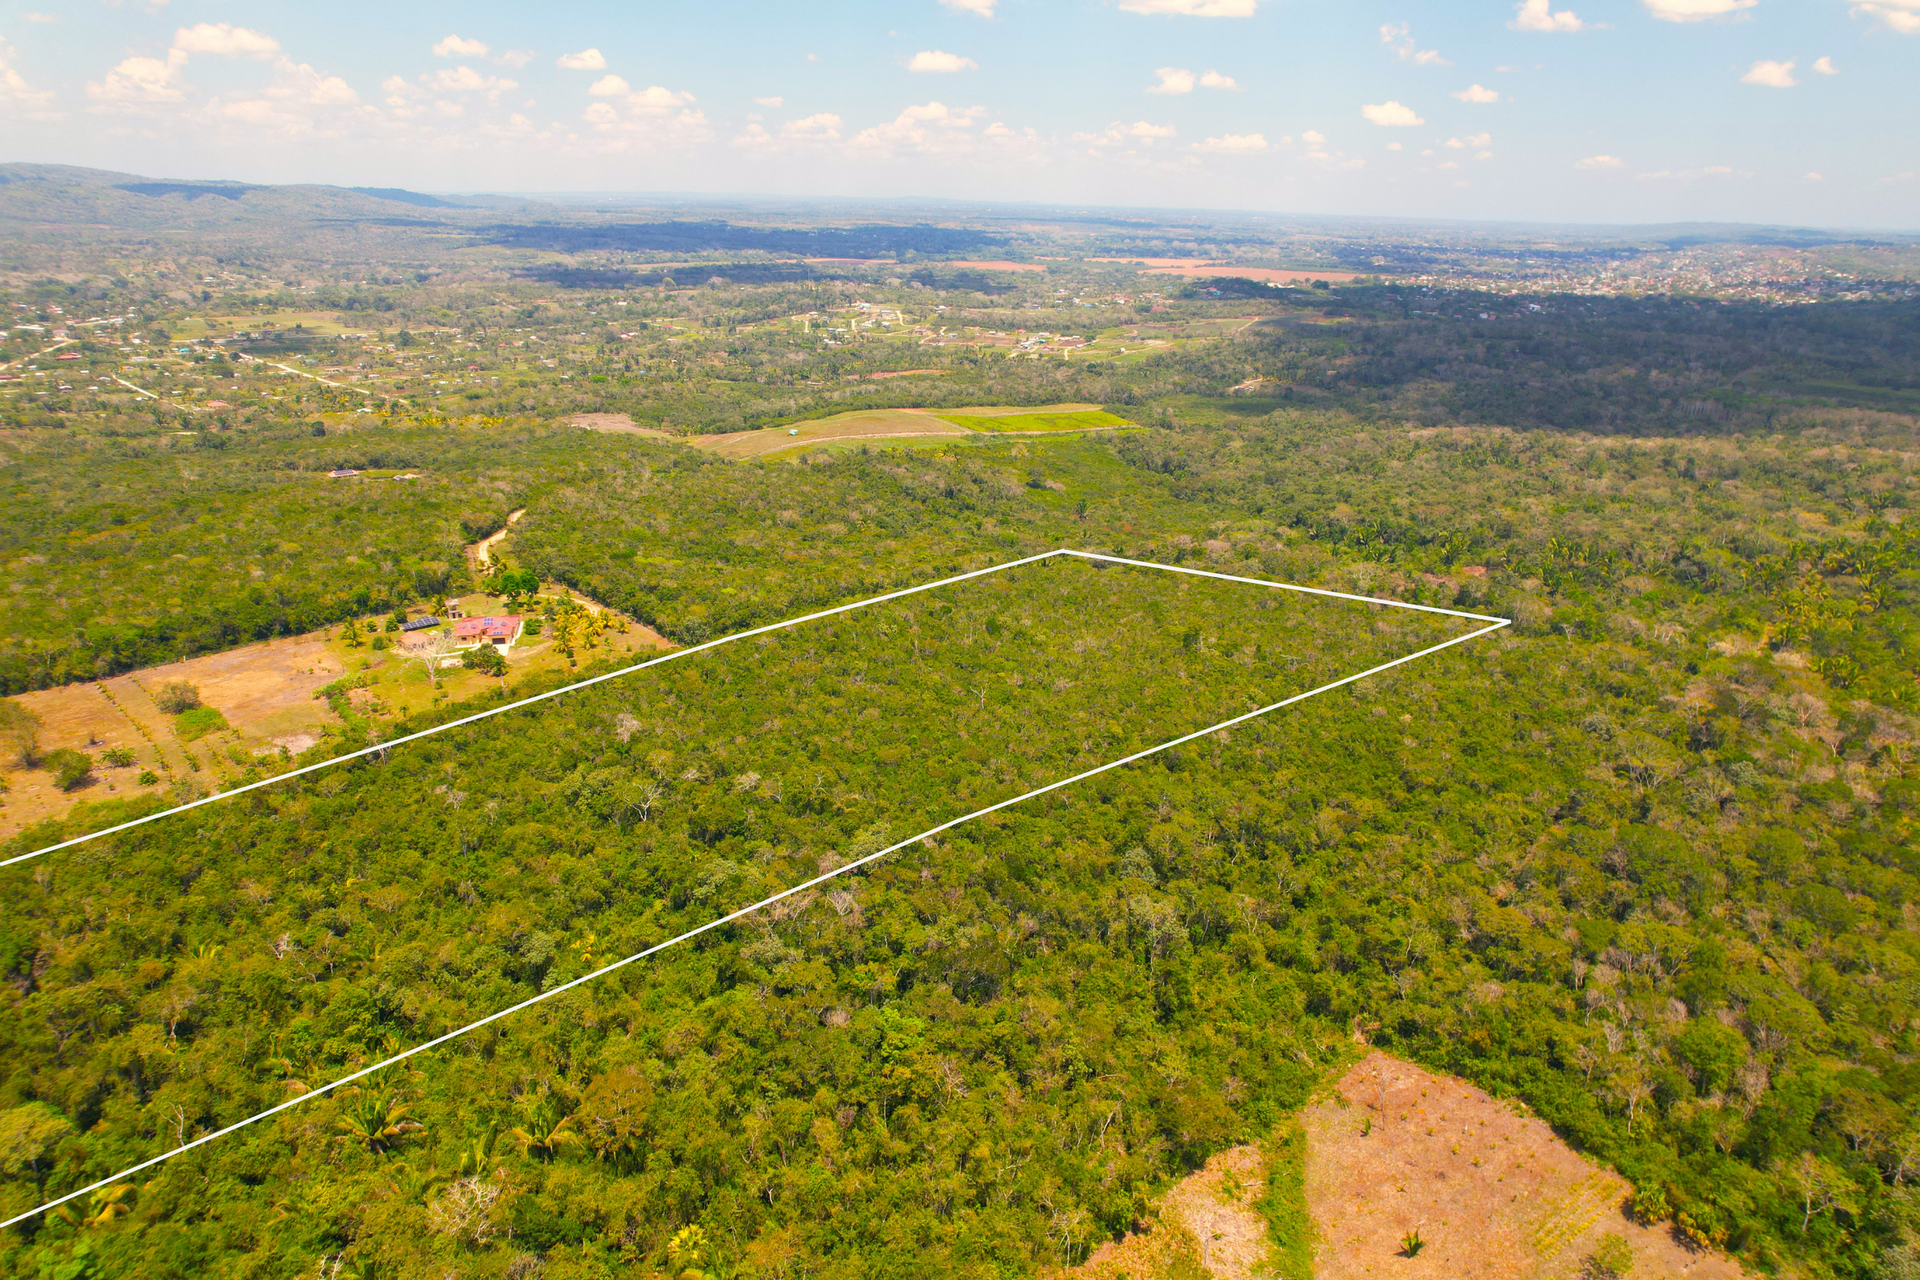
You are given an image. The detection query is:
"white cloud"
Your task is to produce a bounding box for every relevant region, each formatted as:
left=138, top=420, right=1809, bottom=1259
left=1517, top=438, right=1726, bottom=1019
left=1444, top=133, right=1491, bottom=149
left=89, top=51, right=187, bottom=102
left=1805, top=171, right=1822, bottom=181
left=556, top=48, right=607, bottom=71
left=1361, top=99, right=1423, bottom=126
left=1813, top=56, right=1838, bottom=73
left=626, top=85, right=695, bottom=113
left=268, top=56, right=357, bottom=105
left=173, top=23, right=280, bottom=58
left=909, top=50, right=977, bottom=72
left=588, top=74, right=631, bottom=96
left=1852, top=1, right=1920, bottom=33
left=940, top=0, right=997, bottom=14
left=851, top=100, right=985, bottom=154
left=1575, top=153, right=1623, bottom=168
left=1379, top=22, right=1449, bottom=64
left=1193, top=132, right=1267, bottom=152
left=432, top=34, right=489, bottom=58
left=754, top=95, right=784, bottom=106
left=1510, top=0, right=1584, bottom=30
left=1476, top=149, right=1493, bottom=159
left=496, top=50, right=535, bottom=69
left=1129, top=120, right=1176, bottom=139
left=1451, top=83, right=1499, bottom=102
left=428, top=66, right=518, bottom=95
left=1148, top=67, right=1194, bottom=93
left=1385, top=141, right=1403, bottom=150
left=781, top=112, right=842, bottom=140
left=1644, top=0, right=1756, bottom=19
left=22, top=12, right=55, bottom=21
left=0, top=40, right=57, bottom=115
left=1741, top=58, right=1795, bottom=86
left=1199, top=70, right=1239, bottom=88
left=1119, top=0, right=1258, bottom=15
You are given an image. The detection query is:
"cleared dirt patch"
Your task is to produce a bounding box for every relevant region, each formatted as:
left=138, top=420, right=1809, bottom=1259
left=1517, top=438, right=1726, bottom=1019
left=687, top=403, right=1120, bottom=459
left=1303, top=1053, right=1747, bottom=1280
left=1059, top=1144, right=1272, bottom=1280
left=2, top=634, right=348, bottom=840
left=569, top=412, right=676, bottom=436
left=942, top=260, right=1048, bottom=273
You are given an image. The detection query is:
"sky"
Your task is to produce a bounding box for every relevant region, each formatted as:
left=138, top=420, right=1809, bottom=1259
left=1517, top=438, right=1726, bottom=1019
left=0, top=0, right=1914, bottom=229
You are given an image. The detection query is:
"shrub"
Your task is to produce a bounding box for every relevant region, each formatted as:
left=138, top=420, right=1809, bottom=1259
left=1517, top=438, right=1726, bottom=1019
left=136, top=770, right=159, bottom=785
left=464, top=645, right=507, bottom=676
left=173, top=706, right=229, bottom=742
left=43, top=748, right=93, bottom=791
left=101, top=746, right=137, bottom=768
left=153, top=680, right=201, bottom=714
left=0, top=701, right=42, bottom=766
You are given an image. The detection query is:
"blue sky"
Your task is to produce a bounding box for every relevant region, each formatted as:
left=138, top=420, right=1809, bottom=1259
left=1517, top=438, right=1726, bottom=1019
left=1, top=0, right=1913, bottom=228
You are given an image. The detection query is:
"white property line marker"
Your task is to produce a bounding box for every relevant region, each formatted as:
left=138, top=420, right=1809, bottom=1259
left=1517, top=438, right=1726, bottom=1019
left=3, top=549, right=1501, bottom=870
left=1, top=553, right=1508, bottom=1230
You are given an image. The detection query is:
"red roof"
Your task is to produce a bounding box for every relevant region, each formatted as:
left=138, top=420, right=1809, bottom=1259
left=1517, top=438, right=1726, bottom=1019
left=453, top=615, right=521, bottom=640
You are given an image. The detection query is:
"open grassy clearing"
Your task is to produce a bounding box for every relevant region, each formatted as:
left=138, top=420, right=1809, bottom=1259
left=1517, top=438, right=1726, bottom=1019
left=0, top=583, right=670, bottom=843
left=685, top=403, right=1126, bottom=458
left=937, top=409, right=1132, bottom=433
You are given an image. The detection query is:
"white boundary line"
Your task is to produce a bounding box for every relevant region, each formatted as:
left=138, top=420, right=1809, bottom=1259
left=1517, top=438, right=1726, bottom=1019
left=3, top=600, right=1506, bottom=1227
left=3, top=549, right=1500, bottom=870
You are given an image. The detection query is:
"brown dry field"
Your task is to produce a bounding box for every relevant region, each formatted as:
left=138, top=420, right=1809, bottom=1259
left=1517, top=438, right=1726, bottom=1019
left=687, top=403, right=1112, bottom=459
left=944, top=260, right=1049, bottom=273
left=1305, top=1053, right=1746, bottom=1280
left=1, top=634, right=348, bottom=839
left=1057, top=1051, right=1748, bottom=1280
left=1062, top=1144, right=1273, bottom=1280
left=1140, top=265, right=1363, bottom=283
left=568, top=412, right=677, bottom=436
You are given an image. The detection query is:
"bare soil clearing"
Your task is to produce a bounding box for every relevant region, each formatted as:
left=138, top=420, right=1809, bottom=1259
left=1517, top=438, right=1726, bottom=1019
left=1061, top=1144, right=1273, bottom=1280
left=1304, top=1053, right=1747, bottom=1280
left=687, top=403, right=1122, bottom=459
left=942, top=260, right=1049, bottom=273
left=569, top=412, right=676, bottom=437
left=1, top=634, right=347, bottom=839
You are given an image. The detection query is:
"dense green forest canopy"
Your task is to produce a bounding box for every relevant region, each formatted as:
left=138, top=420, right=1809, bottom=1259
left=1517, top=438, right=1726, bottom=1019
left=2, top=218, right=1919, bottom=1278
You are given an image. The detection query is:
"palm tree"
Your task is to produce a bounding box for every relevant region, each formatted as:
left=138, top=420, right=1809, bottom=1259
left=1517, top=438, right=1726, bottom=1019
left=333, top=1089, right=424, bottom=1153
left=510, top=1093, right=582, bottom=1161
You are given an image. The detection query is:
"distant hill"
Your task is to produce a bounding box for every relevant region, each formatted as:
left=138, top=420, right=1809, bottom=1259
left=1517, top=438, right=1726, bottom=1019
left=0, top=164, right=503, bottom=234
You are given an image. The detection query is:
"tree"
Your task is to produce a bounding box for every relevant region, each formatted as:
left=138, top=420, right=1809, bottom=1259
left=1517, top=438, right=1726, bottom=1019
left=1776, top=1151, right=1860, bottom=1233
left=42, top=748, right=93, bottom=791
left=463, top=643, right=506, bottom=677
left=153, top=680, right=200, bottom=713
left=0, top=701, right=40, bottom=766
left=332, top=1090, right=423, bottom=1153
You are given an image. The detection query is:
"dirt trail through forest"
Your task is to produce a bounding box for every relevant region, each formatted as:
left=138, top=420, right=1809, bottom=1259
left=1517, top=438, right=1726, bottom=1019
left=468, top=508, right=525, bottom=571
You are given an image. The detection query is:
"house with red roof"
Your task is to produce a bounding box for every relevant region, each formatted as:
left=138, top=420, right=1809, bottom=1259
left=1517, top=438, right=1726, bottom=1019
left=451, top=615, right=523, bottom=649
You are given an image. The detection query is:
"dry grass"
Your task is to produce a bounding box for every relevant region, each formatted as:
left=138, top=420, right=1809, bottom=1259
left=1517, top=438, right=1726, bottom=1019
left=568, top=412, right=675, bottom=436
left=1302, top=1053, right=1749, bottom=1280
left=1058, top=1145, right=1272, bottom=1280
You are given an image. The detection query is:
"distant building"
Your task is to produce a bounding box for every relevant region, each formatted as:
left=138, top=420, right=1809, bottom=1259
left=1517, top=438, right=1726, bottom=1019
left=327, top=468, right=360, bottom=479
left=452, top=615, right=523, bottom=649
